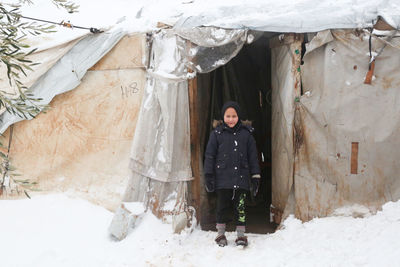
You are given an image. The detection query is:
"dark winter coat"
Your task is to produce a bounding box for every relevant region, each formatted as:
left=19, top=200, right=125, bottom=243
left=204, top=122, right=260, bottom=191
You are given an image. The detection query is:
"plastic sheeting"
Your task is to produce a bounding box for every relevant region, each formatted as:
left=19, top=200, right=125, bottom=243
left=122, top=172, right=189, bottom=220
left=295, top=29, right=400, bottom=220
left=129, top=30, right=192, bottom=183
left=175, top=27, right=248, bottom=73
left=0, top=29, right=125, bottom=134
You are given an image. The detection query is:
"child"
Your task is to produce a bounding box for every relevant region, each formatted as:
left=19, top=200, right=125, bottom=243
left=204, top=101, right=261, bottom=247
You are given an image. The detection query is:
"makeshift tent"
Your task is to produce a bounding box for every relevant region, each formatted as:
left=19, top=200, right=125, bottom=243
left=1, top=1, right=400, bottom=239
left=0, top=33, right=146, bottom=210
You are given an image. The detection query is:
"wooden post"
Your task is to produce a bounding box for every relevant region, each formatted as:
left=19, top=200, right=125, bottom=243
left=351, top=142, right=359, bottom=174
left=188, top=75, right=201, bottom=223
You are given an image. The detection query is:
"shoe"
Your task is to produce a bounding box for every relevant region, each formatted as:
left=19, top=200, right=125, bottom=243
left=235, top=236, right=248, bottom=246
left=215, top=234, right=228, bottom=247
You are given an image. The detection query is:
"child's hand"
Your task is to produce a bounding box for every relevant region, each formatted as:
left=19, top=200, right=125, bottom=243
left=205, top=174, right=215, bottom=192
left=251, top=174, right=261, bottom=196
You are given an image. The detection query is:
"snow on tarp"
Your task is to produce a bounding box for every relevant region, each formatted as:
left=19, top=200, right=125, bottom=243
left=296, top=29, right=400, bottom=220
left=16, top=0, right=400, bottom=36
left=173, top=0, right=400, bottom=32
left=0, top=28, right=125, bottom=134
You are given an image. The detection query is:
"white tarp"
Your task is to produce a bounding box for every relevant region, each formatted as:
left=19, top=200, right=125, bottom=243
left=295, top=29, right=400, bottom=220
left=173, top=1, right=400, bottom=33
left=16, top=1, right=400, bottom=35
left=0, top=28, right=125, bottom=133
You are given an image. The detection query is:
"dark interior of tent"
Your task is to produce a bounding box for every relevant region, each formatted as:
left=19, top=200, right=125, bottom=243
left=194, top=32, right=278, bottom=233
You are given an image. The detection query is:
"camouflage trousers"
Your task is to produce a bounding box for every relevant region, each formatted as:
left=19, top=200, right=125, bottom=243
left=216, top=189, right=247, bottom=226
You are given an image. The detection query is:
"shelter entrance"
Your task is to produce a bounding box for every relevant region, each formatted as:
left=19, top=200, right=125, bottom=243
left=193, top=32, right=278, bottom=234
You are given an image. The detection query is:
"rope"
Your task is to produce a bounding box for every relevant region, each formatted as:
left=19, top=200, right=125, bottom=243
left=19, top=15, right=103, bottom=33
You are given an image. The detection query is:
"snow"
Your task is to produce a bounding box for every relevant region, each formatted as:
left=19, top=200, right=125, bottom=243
left=1, top=194, right=400, bottom=267
left=124, top=202, right=145, bottom=215
left=2, top=1, right=400, bottom=265
left=7, top=0, right=400, bottom=51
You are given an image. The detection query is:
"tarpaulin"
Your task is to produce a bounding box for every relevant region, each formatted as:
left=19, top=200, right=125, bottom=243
left=296, top=29, right=400, bottom=220
left=0, top=28, right=125, bottom=133
left=270, top=36, right=302, bottom=216
left=129, top=30, right=192, bottom=183
left=173, top=1, right=400, bottom=33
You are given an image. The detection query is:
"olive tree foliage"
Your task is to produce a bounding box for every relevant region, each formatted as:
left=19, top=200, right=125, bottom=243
left=0, top=0, right=78, bottom=195
left=0, top=0, right=78, bottom=118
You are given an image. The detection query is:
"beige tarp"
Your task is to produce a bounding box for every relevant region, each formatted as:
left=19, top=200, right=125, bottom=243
left=5, top=34, right=146, bottom=210
left=271, top=36, right=302, bottom=218
left=294, top=30, right=400, bottom=220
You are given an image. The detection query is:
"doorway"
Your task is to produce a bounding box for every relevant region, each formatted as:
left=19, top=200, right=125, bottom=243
left=195, top=32, right=277, bottom=234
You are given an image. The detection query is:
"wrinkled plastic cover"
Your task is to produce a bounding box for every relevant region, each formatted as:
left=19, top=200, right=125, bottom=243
left=122, top=171, right=188, bottom=221
left=129, top=30, right=193, bottom=183
left=175, top=27, right=247, bottom=73
left=0, top=29, right=125, bottom=134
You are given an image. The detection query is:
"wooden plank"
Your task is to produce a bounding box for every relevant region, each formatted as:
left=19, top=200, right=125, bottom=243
left=364, top=60, right=375, bottom=85
left=270, top=33, right=304, bottom=49
left=351, top=142, right=359, bottom=174
left=188, top=75, right=201, bottom=223
left=374, top=17, right=396, bottom=31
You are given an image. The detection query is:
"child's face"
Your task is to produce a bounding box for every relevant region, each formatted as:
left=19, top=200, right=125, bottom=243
left=224, top=107, right=239, bottom=128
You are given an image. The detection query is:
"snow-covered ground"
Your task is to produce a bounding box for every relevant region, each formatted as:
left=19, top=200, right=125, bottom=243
left=1, top=194, right=400, bottom=267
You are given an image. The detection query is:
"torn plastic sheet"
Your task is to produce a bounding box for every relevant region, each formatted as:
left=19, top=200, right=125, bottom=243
left=110, top=170, right=190, bottom=239
left=146, top=30, right=191, bottom=81
left=123, top=172, right=190, bottom=219
left=175, top=27, right=248, bottom=73
left=0, top=28, right=125, bottom=134
left=129, top=75, right=192, bottom=183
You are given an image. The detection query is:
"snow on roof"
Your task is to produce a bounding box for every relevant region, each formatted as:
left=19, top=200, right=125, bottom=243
left=17, top=0, right=400, bottom=49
